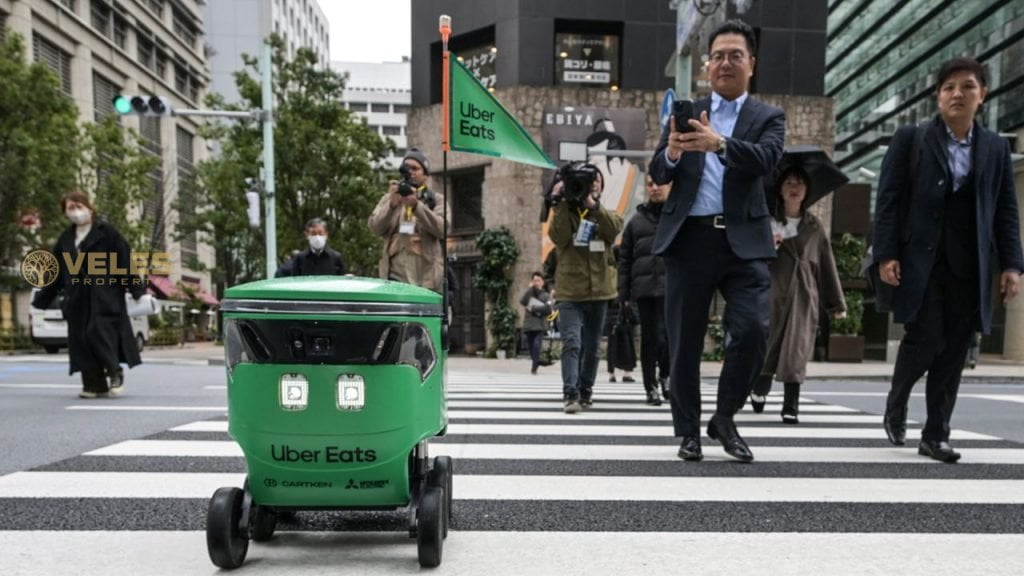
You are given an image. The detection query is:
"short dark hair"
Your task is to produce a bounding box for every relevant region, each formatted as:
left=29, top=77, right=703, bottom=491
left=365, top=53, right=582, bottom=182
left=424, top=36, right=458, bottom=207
left=936, top=57, right=987, bottom=89
left=531, top=271, right=544, bottom=280
left=305, top=217, right=327, bottom=231
left=709, top=19, right=757, bottom=58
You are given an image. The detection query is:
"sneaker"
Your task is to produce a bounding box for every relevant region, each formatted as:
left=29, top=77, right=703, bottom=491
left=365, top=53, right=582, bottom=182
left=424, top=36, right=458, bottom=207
left=580, top=398, right=593, bottom=408
left=564, top=400, right=582, bottom=414
left=107, top=386, right=124, bottom=397
left=78, top=391, right=98, bottom=399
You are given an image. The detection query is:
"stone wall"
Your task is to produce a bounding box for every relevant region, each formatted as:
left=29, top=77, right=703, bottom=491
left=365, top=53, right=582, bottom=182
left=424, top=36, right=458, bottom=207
left=409, top=87, right=836, bottom=345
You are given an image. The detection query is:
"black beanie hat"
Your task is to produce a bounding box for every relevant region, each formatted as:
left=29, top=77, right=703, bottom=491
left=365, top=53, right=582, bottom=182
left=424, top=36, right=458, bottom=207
left=403, top=147, right=430, bottom=175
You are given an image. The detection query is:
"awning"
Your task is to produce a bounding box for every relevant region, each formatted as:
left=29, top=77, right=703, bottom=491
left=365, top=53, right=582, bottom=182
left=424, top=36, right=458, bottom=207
left=180, top=279, right=220, bottom=307
left=196, top=290, right=220, bottom=306
left=148, top=275, right=182, bottom=300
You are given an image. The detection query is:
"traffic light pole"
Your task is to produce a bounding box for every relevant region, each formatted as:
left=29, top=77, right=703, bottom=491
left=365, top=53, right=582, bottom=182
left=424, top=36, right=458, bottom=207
left=260, top=42, right=277, bottom=280
left=119, top=43, right=278, bottom=279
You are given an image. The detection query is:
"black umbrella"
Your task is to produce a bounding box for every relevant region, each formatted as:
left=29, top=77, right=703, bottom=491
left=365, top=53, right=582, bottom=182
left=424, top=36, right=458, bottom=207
left=766, top=145, right=850, bottom=213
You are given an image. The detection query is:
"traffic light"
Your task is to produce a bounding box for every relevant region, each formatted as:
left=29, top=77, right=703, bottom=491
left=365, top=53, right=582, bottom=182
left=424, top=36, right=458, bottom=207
left=244, top=178, right=261, bottom=228
left=112, top=95, right=173, bottom=117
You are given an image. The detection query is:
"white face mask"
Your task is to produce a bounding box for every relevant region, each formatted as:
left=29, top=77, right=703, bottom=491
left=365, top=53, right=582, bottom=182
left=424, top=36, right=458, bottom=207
left=308, top=234, right=327, bottom=251
left=66, top=209, right=91, bottom=226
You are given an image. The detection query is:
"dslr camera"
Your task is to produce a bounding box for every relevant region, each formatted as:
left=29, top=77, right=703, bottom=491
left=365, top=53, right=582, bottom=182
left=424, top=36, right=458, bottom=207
left=396, top=163, right=437, bottom=209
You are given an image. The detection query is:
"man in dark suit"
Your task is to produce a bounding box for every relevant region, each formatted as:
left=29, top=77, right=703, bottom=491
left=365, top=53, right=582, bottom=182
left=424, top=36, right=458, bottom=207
left=275, top=218, right=347, bottom=277
left=874, top=57, right=1022, bottom=462
left=649, top=19, right=785, bottom=463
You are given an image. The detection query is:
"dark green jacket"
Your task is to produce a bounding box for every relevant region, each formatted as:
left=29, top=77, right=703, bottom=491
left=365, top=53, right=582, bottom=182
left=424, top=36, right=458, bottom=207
left=547, top=202, right=622, bottom=301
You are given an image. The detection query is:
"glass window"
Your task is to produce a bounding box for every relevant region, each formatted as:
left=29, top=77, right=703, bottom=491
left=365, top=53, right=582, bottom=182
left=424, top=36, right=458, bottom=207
left=172, top=7, right=197, bottom=49
left=90, top=1, right=112, bottom=39
left=32, top=34, right=72, bottom=95
left=393, top=104, right=411, bottom=114
left=348, top=102, right=368, bottom=112
left=147, top=0, right=164, bottom=16
left=456, top=44, right=497, bottom=89
left=450, top=168, right=485, bottom=232
left=382, top=125, right=402, bottom=136
left=371, top=103, right=390, bottom=113
left=113, top=16, right=127, bottom=49
left=137, top=32, right=155, bottom=71
left=554, top=33, right=620, bottom=88
left=92, top=73, right=118, bottom=120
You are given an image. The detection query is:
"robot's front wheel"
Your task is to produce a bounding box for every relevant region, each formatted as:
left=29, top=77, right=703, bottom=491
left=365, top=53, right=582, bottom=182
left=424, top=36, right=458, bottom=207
left=416, top=484, right=445, bottom=567
left=206, top=486, right=249, bottom=569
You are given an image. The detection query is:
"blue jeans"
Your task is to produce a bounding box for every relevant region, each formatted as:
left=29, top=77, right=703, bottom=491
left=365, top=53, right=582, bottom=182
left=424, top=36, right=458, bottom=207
left=525, top=330, right=545, bottom=370
left=557, top=300, right=607, bottom=401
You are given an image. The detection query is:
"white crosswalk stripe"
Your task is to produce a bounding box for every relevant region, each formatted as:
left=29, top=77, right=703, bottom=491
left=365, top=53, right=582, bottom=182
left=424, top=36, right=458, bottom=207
left=2, top=370, right=1023, bottom=575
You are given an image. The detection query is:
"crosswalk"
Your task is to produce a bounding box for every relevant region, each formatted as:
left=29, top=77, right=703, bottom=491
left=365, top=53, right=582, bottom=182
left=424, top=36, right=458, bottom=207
left=1, top=370, right=1023, bottom=575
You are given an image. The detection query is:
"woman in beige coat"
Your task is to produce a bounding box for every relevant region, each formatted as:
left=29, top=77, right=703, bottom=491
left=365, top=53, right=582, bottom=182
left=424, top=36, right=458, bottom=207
left=750, top=167, right=846, bottom=423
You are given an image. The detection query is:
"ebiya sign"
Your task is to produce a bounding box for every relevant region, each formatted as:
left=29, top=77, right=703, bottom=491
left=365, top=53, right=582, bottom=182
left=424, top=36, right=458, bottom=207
left=447, top=58, right=556, bottom=170
left=21, top=249, right=173, bottom=288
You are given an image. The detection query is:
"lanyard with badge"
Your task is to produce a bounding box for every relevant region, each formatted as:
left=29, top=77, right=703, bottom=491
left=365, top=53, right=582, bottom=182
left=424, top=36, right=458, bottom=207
left=573, top=207, right=605, bottom=252
left=399, top=184, right=427, bottom=235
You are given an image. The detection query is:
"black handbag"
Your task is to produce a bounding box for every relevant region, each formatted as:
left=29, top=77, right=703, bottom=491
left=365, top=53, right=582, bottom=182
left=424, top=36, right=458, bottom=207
left=611, top=316, right=637, bottom=371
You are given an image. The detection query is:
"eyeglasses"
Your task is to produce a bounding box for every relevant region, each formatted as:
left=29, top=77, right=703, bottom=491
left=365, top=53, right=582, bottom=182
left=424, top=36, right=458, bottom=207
left=709, top=50, right=748, bottom=65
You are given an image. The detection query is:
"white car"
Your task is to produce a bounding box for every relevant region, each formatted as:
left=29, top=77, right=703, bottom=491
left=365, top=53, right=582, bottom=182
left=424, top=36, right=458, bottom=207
left=29, top=288, right=151, bottom=354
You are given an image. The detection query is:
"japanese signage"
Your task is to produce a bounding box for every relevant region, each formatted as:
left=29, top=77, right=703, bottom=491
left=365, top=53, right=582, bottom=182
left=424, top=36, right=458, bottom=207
left=555, top=33, right=620, bottom=87
left=456, top=44, right=497, bottom=90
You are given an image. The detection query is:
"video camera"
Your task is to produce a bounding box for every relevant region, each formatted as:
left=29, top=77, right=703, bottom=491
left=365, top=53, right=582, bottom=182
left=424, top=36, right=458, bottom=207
left=540, top=162, right=600, bottom=222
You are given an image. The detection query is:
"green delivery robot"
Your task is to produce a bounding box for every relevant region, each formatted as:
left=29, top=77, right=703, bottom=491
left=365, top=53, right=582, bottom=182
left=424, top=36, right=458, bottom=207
left=205, top=277, right=453, bottom=568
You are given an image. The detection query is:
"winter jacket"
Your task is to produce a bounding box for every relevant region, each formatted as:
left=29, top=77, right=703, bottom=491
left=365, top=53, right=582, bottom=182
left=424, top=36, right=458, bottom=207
left=547, top=201, right=622, bottom=302
left=618, top=202, right=666, bottom=302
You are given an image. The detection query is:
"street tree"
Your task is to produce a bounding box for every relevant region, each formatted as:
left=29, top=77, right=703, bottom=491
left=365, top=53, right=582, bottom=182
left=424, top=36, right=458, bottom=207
left=178, top=34, right=392, bottom=291
left=75, top=115, right=161, bottom=250
left=0, top=31, right=79, bottom=288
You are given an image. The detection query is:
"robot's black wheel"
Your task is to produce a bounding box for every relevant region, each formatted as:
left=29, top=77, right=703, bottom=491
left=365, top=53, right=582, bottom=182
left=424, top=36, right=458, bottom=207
left=428, top=456, right=453, bottom=538
left=206, top=486, right=249, bottom=569
left=416, top=484, right=445, bottom=567
left=250, top=502, right=277, bottom=542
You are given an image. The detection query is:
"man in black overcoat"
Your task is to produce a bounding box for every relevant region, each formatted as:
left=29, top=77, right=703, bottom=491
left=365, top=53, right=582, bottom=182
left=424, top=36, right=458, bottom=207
left=874, top=57, right=1023, bottom=462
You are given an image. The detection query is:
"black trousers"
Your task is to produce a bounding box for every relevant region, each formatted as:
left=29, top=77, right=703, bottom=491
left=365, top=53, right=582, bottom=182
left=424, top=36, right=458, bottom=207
left=886, top=261, right=978, bottom=443
left=664, top=221, right=771, bottom=437
left=636, top=296, right=669, bottom=392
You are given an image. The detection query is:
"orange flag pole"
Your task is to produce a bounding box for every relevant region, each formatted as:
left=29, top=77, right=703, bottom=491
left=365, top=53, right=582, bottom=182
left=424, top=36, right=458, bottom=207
left=440, top=15, right=452, bottom=152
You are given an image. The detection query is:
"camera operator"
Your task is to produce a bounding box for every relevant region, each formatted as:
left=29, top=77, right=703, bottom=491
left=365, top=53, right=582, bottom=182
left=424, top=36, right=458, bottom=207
left=368, top=148, right=446, bottom=292
left=547, top=163, right=623, bottom=414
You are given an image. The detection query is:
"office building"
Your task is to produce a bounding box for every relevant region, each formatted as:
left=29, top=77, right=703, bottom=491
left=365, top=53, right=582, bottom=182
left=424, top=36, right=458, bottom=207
left=333, top=59, right=411, bottom=168
left=204, top=0, right=329, bottom=106
left=828, top=0, right=1024, bottom=360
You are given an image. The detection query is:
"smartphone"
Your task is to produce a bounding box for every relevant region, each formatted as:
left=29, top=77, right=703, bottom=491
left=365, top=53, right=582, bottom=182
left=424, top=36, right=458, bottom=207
left=672, top=99, right=696, bottom=133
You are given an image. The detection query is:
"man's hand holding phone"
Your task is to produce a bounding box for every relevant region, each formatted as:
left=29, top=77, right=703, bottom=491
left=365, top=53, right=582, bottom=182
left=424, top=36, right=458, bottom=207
left=666, top=99, right=723, bottom=161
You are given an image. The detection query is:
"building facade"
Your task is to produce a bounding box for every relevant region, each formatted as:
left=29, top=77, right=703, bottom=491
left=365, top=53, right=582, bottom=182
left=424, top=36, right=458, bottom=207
left=408, top=0, right=833, bottom=354
left=828, top=0, right=1024, bottom=361
left=204, top=0, right=328, bottom=106
left=332, top=59, right=412, bottom=168
left=1, top=0, right=218, bottom=328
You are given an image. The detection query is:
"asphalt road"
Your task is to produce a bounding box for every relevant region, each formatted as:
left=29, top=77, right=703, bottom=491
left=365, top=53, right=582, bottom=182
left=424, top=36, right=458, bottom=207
left=0, top=359, right=1022, bottom=575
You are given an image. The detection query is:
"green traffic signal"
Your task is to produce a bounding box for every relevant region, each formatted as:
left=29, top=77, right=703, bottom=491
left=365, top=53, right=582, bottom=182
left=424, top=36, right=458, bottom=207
left=113, top=95, right=133, bottom=115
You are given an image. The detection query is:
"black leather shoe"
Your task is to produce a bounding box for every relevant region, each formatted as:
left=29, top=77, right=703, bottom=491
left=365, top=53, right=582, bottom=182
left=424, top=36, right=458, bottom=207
left=883, top=414, right=906, bottom=446
left=645, top=389, right=662, bottom=406
left=706, top=416, right=754, bottom=463
left=918, top=440, right=961, bottom=463
left=677, top=436, right=703, bottom=461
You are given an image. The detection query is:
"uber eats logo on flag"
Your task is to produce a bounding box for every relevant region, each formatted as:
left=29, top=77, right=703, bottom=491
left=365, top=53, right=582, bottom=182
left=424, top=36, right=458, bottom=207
left=449, top=57, right=556, bottom=170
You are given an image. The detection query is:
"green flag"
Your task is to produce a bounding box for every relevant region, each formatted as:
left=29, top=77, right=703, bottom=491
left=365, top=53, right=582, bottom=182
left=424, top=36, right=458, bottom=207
left=448, top=58, right=556, bottom=169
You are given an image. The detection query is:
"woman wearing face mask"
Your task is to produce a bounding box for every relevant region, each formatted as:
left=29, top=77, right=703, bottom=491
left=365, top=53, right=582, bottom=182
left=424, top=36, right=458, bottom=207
left=32, top=191, right=146, bottom=398
left=274, top=217, right=347, bottom=277
left=749, top=168, right=846, bottom=423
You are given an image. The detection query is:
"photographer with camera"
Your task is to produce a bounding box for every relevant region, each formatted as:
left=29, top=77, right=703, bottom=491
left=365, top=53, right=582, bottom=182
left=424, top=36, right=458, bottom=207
left=368, top=148, right=446, bottom=292
left=547, top=162, right=623, bottom=414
